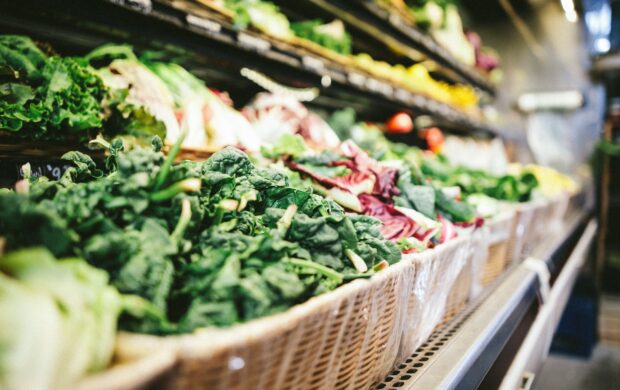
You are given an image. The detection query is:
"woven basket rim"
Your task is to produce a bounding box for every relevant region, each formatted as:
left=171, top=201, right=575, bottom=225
left=76, top=347, right=176, bottom=390
left=116, top=236, right=470, bottom=358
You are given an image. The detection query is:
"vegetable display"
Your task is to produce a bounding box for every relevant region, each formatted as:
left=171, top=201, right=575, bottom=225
left=326, top=109, right=539, bottom=215
left=224, top=0, right=294, bottom=39
left=0, top=27, right=562, bottom=390
left=261, top=131, right=477, bottom=250
left=204, top=2, right=482, bottom=110
left=0, top=37, right=262, bottom=149
left=291, top=19, right=353, bottom=55
left=0, top=135, right=400, bottom=334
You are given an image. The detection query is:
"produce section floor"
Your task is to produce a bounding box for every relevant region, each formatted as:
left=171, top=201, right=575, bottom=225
left=534, top=344, right=620, bottom=389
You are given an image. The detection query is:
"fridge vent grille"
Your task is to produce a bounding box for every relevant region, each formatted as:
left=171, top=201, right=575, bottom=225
left=374, top=271, right=507, bottom=389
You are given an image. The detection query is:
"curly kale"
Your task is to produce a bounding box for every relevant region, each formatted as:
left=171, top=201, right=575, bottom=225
left=0, top=36, right=105, bottom=139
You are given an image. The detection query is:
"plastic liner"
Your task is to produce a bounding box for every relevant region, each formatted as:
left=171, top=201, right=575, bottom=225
left=520, top=196, right=568, bottom=257
left=442, top=256, right=472, bottom=325
left=480, top=210, right=516, bottom=288
left=443, top=226, right=489, bottom=325
left=395, top=235, right=471, bottom=362
left=505, top=200, right=542, bottom=265
left=503, top=195, right=569, bottom=268
left=522, top=199, right=550, bottom=255
left=552, top=192, right=570, bottom=227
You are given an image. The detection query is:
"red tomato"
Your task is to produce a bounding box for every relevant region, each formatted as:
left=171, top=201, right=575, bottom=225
left=425, top=127, right=444, bottom=153
left=386, top=112, right=414, bottom=133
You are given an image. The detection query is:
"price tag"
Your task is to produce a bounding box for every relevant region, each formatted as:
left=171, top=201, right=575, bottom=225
left=237, top=32, right=270, bottom=51
left=302, top=56, right=325, bottom=72
left=1, top=161, right=70, bottom=182
left=366, top=78, right=381, bottom=93
left=395, top=89, right=410, bottom=102
left=378, top=82, right=393, bottom=96
left=347, top=72, right=366, bottom=87
left=412, top=95, right=427, bottom=108
left=112, top=0, right=152, bottom=13
left=186, top=14, right=221, bottom=33
left=388, top=14, right=400, bottom=26
left=427, top=100, right=441, bottom=113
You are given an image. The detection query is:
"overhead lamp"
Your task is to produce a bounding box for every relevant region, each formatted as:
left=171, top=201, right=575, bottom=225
left=517, top=90, right=584, bottom=112
left=560, top=0, right=578, bottom=23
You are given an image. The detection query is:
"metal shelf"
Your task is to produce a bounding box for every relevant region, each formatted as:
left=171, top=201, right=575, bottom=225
left=376, top=210, right=595, bottom=389
left=278, top=0, right=495, bottom=95
left=501, top=219, right=597, bottom=389
left=0, top=0, right=499, bottom=137
left=356, top=0, right=495, bottom=95
left=592, top=53, right=620, bottom=74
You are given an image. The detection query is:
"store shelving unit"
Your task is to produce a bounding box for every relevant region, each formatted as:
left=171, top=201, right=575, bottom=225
left=375, top=211, right=596, bottom=389
left=277, top=0, right=495, bottom=95
left=592, top=53, right=620, bottom=74
left=0, top=0, right=499, bottom=138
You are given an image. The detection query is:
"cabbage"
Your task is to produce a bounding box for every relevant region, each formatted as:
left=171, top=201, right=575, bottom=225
left=0, top=248, right=123, bottom=390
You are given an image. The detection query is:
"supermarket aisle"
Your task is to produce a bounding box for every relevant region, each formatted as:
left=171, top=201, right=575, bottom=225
left=534, top=345, right=620, bottom=389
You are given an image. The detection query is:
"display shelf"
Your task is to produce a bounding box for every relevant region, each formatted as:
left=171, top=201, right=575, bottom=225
left=0, top=0, right=499, bottom=138
left=592, top=53, right=620, bottom=74
left=351, top=0, right=495, bottom=94
left=376, top=210, right=595, bottom=389
left=500, top=219, right=597, bottom=389
left=276, top=0, right=495, bottom=95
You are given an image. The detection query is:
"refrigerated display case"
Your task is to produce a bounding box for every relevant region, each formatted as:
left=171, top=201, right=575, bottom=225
left=0, top=1, right=598, bottom=389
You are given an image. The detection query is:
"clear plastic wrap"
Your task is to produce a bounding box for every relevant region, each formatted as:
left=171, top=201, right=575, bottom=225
left=539, top=193, right=570, bottom=238
left=505, top=200, right=540, bottom=265
left=480, top=210, right=516, bottom=287
left=520, top=199, right=553, bottom=257
left=466, top=224, right=491, bottom=300
left=442, top=226, right=489, bottom=325
left=552, top=192, right=570, bottom=225
left=395, top=235, right=471, bottom=362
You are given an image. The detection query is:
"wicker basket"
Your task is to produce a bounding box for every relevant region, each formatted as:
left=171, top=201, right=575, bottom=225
left=519, top=199, right=556, bottom=257
left=480, top=211, right=516, bottom=287
left=504, top=200, right=543, bottom=266
left=116, top=262, right=409, bottom=389
left=442, top=227, right=488, bottom=325
left=441, top=262, right=471, bottom=325
left=76, top=342, right=177, bottom=390
left=396, top=235, right=470, bottom=361
left=109, top=236, right=471, bottom=390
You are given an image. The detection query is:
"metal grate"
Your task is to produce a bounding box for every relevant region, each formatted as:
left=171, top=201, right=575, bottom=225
left=374, top=269, right=510, bottom=390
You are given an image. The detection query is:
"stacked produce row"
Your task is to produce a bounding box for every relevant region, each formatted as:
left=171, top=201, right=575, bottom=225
left=0, top=35, right=577, bottom=390
left=185, top=0, right=491, bottom=112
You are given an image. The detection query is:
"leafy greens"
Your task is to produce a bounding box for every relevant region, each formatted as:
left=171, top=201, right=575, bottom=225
left=0, top=136, right=400, bottom=334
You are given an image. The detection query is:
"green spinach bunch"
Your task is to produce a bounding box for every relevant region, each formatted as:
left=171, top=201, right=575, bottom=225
left=0, top=136, right=399, bottom=334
